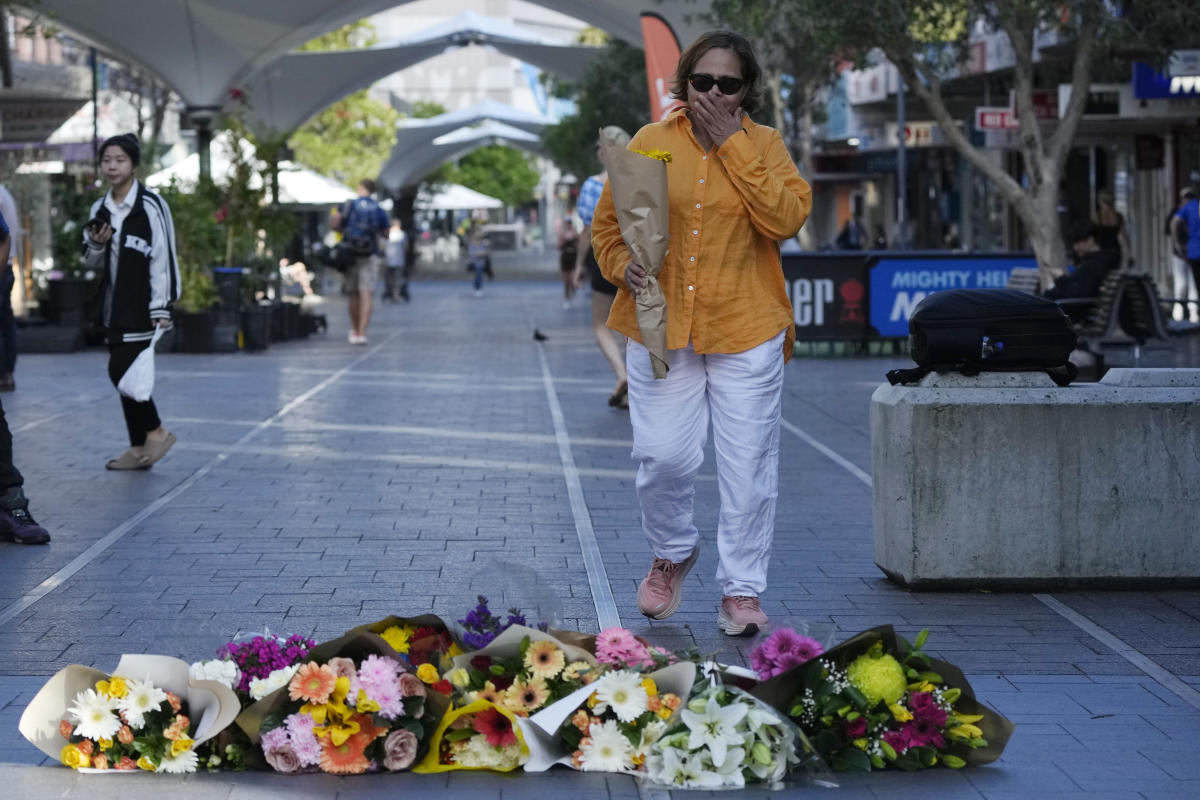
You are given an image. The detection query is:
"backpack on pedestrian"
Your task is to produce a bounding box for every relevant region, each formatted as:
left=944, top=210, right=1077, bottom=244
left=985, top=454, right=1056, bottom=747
left=341, top=198, right=382, bottom=256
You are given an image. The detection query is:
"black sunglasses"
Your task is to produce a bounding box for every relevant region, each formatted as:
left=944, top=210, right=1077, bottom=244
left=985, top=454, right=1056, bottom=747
left=688, top=73, right=746, bottom=95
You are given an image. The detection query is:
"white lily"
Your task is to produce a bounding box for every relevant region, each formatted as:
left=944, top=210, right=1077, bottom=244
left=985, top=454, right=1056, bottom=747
left=680, top=692, right=748, bottom=768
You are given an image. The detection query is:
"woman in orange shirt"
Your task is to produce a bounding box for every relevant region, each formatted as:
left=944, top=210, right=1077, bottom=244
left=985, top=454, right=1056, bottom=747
left=591, top=30, right=811, bottom=637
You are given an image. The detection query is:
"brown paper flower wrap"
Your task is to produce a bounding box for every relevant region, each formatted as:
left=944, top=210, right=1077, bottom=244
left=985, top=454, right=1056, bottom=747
left=751, top=625, right=1014, bottom=771
left=234, top=629, right=450, bottom=773
left=19, top=654, right=240, bottom=770
left=597, top=127, right=671, bottom=379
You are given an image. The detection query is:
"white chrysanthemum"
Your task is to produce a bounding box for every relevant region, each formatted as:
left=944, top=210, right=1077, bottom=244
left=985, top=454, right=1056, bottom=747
left=157, top=748, right=199, bottom=773
left=593, top=670, right=647, bottom=723
left=578, top=719, right=634, bottom=773
left=249, top=664, right=299, bottom=700
left=457, top=734, right=521, bottom=770
left=117, top=678, right=168, bottom=730
left=189, top=659, right=240, bottom=690
left=67, top=689, right=121, bottom=741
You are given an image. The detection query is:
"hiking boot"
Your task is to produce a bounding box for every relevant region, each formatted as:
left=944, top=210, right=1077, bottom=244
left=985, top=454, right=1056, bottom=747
left=718, top=595, right=768, bottom=637
left=0, top=504, right=50, bottom=545
left=636, top=546, right=699, bottom=620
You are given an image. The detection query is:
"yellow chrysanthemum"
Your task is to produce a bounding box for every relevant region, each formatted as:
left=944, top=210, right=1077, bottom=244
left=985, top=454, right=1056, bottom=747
left=380, top=625, right=413, bottom=654
left=846, top=652, right=907, bottom=707
left=416, top=663, right=440, bottom=684
left=635, top=148, right=672, bottom=163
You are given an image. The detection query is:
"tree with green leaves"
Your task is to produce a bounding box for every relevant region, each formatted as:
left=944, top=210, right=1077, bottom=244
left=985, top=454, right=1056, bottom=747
left=288, top=21, right=399, bottom=187
left=447, top=145, right=539, bottom=207
left=541, top=37, right=650, bottom=180
left=806, top=0, right=1193, bottom=284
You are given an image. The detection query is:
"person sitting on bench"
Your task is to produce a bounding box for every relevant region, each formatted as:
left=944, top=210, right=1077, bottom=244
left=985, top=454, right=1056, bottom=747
left=1045, top=219, right=1120, bottom=322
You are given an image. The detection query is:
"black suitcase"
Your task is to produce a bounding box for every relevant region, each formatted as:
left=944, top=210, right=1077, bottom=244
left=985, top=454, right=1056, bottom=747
left=887, top=289, right=1078, bottom=386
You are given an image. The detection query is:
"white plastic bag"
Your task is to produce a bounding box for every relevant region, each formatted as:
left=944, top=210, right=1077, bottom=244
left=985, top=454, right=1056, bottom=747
left=117, top=326, right=165, bottom=401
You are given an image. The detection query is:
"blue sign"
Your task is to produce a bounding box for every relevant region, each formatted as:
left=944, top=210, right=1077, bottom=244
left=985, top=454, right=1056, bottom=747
left=868, top=255, right=1038, bottom=337
left=1132, top=62, right=1200, bottom=100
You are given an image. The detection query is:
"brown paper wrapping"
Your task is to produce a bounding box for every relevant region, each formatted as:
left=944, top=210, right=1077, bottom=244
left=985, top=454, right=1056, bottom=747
left=597, top=127, right=671, bottom=379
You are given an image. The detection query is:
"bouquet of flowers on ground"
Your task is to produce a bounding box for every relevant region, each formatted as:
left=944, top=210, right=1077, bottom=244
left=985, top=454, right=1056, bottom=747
left=412, top=699, right=529, bottom=773
left=235, top=630, right=449, bottom=775
left=201, top=631, right=317, bottom=700
left=341, top=615, right=461, bottom=677
left=19, top=655, right=239, bottom=773
left=752, top=625, right=1014, bottom=772
left=450, top=623, right=599, bottom=720
left=750, top=625, right=828, bottom=680
left=554, top=662, right=692, bottom=774
left=642, top=682, right=819, bottom=790
left=457, top=595, right=547, bottom=650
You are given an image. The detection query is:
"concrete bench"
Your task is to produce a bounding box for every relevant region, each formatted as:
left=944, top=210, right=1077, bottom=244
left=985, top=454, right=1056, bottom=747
left=870, top=368, right=1200, bottom=589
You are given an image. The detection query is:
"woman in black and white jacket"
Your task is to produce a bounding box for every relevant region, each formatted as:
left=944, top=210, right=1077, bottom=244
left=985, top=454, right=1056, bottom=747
left=82, top=133, right=181, bottom=470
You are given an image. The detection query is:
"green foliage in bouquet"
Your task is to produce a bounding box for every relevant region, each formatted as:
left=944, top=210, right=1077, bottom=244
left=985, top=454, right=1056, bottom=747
left=773, top=627, right=1014, bottom=772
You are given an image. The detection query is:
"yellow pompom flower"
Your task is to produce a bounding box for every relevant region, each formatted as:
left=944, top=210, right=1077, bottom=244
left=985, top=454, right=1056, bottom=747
left=380, top=625, right=413, bottom=654
left=416, top=663, right=440, bottom=684
left=635, top=148, right=673, bottom=163
left=60, top=744, right=89, bottom=769
left=846, top=651, right=908, bottom=707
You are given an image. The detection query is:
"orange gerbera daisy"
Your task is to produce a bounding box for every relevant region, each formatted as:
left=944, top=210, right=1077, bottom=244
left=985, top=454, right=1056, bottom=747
left=524, top=640, right=565, bottom=680
left=505, top=677, right=550, bottom=715
left=289, top=662, right=338, bottom=704
left=319, top=729, right=373, bottom=775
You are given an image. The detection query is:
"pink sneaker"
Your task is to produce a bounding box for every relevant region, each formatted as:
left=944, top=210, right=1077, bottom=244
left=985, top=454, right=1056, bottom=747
left=718, top=595, right=768, bottom=636
left=636, top=546, right=700, bottom=620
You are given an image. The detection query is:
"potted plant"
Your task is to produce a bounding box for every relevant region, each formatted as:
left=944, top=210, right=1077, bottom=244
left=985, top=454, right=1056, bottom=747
left=45, top=180, right=99, bottom=329
left=158, top=178, right=226, bottom=351
left=174, top=267, right=221, bottom=352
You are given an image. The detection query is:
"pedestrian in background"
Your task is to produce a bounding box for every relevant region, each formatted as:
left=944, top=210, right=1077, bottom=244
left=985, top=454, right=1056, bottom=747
left=1091, top=189, right=1133, bottom=268
left=575, top=126, right=631, bottom=409
left=1171, top=186, right=1200, bottom=314
left=0, top=183, right=21, bottom=392
left=591, top=29, right=811, bottom=637
left=556, top=198, right=581, bottom=309
left=383, top=218, right=409, bottom=303
left=0, top=208, right=49, bottom=543
left=1167, top=187, right=1198, bottom=322
left=466, top=226, right=490, bottom=298
left=332, top=179, right=389, bottom=345
left=82, top=133, right=180, bottom=471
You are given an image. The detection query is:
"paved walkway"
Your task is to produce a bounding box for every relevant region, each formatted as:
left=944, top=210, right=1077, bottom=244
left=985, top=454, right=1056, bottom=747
left=1, top=279, right=1198, bottom=799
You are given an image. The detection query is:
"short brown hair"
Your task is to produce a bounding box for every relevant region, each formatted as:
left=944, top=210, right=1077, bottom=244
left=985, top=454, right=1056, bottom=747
left=670, top=30, right=764, bottom=116
left=360, top=178, right=377, bottom=195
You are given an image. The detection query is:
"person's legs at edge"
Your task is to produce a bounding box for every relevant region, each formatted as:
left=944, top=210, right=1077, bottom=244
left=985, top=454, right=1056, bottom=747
left=382, top=266, right=397, bottom=301
left=356, top=289, right=372, bottom=341
left=106, top=341, right=172, bottom=468
left=1189, top=259, right=1200, bottom=323
left=0, top=264, right=15, bottom=390
left=0, top=397, right=48, bottom=543
left=706, top=331, right=786, bottom=636
left=628, top=339, right=708, bottom=619
left=591, top=290, right=626, bottom=404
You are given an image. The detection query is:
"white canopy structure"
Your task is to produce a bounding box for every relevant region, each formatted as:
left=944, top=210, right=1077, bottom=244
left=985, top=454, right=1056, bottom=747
left=144, top=135, right=356, bottom=209
left=417, top=183, right=504, bottom=211
left=239, top=11, right=603, bottom=137
left=377, top=101, right=551, bottom=190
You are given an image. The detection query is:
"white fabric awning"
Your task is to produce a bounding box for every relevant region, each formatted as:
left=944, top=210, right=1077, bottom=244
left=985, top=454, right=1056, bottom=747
left=417, top=183, right=504, bottom=210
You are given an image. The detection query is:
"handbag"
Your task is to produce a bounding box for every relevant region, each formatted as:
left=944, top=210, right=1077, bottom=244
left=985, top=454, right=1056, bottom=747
left=117, top=326, right=165, bottom=401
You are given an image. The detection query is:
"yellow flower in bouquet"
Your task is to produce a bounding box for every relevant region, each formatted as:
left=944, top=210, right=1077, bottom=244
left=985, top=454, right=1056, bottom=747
left=417, top=663, right=440, bottom=684
left=846, top=648, right=907, bottom=707
left=60, top=743, right=89, bottom=769
left=380, top=625, right=415, bottom=654
left=634, top=148, right=673, bottom=163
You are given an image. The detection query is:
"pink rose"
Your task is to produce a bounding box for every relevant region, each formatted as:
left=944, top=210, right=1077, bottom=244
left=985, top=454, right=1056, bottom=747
left=264, top=743, right=302, bottom=773
left=399, top=672, right=425, bottom=698
left=382, top=729, right=418, bottom=771
left=328, top=657, right=357, bottom=682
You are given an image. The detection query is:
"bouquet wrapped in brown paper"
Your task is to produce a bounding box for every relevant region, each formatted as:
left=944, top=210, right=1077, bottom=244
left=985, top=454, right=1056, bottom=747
left=597, top=127, right=671, bottom=379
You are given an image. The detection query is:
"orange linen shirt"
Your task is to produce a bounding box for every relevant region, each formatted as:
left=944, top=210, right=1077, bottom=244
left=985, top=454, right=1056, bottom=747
left=591, top=108, right=811, bottom=360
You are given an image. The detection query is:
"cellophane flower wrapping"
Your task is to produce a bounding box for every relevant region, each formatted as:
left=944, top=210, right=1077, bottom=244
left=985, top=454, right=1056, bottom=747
left=640, top=682, right=835, bottom=790
left=521, top=660, right=695, bottom=773
left=234, top=629, right=450, bottom=775
left=751, top=625, right=1015, bottom=772
left=412, top=699, right=530, bottom=773
left=19, top=654, right=240, bottom=774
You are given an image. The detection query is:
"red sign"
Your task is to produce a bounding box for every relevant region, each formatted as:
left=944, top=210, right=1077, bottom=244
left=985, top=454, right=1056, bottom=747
left=975, top=107, right=1018, bottom=130
left=640, top=14, right=684, bottom=122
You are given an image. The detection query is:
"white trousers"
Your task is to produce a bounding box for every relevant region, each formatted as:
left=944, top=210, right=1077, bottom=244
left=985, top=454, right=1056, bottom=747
left=626, top=331, right=786, bottom=597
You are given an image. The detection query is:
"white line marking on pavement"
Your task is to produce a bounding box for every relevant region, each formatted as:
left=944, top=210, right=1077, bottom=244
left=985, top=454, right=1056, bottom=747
left=1033, top=594, right=1200, bottom=712
left=0, top=333, right=402, bottom=628
left=780, top=416, right=873, bottom=487
left=535, top=341, right=622, bottom=631
left=780, top=412, right=1200, bottom=710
